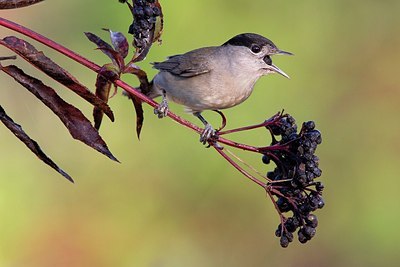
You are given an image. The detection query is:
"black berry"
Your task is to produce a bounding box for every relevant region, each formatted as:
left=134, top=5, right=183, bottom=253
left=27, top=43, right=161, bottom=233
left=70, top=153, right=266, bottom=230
left=128, top=0, right=162, bottom=49
left=262, top=113, right=324, bottom=247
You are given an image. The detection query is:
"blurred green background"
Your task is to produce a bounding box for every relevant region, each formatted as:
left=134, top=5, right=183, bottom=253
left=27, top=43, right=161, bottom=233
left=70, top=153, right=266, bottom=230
left=1, top=0, right=400, bottom=266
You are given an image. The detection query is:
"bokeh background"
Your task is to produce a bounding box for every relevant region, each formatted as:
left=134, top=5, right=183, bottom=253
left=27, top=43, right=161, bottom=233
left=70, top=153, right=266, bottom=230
left=1, top=0, right=400, bottom=266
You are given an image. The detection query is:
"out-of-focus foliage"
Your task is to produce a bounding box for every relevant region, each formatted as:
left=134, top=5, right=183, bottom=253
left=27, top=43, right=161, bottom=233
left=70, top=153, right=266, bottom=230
left=1, top=0, right=400, bottom=266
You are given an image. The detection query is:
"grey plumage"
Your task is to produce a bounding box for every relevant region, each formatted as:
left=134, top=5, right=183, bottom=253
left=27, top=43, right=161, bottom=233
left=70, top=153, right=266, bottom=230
left=152, top=48, right=216, bottom=77
left=149, top=33, right=292, bottom=142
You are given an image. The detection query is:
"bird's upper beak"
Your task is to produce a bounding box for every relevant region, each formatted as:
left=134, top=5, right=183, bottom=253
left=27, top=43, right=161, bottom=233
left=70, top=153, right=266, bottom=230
left=276, top=49, right=294, bottom=56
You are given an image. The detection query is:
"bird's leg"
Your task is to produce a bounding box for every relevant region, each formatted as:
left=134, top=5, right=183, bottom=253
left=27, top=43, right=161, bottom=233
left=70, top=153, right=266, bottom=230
left=194, top=112, right=219, bottom=145
left=154, top=90, right=168, bottom=118
left=213, top=110, right=227, bottom=132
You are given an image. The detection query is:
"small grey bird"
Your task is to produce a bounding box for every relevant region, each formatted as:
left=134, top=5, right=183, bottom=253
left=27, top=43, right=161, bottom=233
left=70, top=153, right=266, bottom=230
left=149, top=33, right=292, bottom=143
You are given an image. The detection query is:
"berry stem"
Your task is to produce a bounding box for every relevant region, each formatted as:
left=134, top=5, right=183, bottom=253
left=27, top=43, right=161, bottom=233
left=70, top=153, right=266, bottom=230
left=265, top=188, right=287, bottom=227
left=218, top=112, right=281, bottom=135
left=213, top=145, right=266, bottom=188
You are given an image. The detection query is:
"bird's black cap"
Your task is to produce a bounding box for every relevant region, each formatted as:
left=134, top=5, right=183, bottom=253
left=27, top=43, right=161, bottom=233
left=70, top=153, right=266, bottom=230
left=222, top=33, right=277, bottom=49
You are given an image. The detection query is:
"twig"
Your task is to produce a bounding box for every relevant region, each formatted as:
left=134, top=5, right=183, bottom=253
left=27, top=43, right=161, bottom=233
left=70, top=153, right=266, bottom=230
left=213, top=145, right=266, bottom=188
left=0, top=17, right=277, bottom=188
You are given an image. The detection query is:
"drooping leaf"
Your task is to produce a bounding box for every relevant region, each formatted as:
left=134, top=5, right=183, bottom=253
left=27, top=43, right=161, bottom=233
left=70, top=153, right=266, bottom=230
left=84, top=32, right=124, bottom=70
left=94, top=64, right=119, bottom=130
left=103, top=28, right=129, bottom=59
left=0, top=64, right=119, bottom=162
left=0, top=36, right=114, bottom=122
left=84, top=32, right=114, bottom=54
left=123, top=63, right=150, bottom=138
left=129, top=93, right=144, bottom=139
left=94, top=77, right=111, bottom=131
left=0, top=105, right=73, bottom=182
left=0, top=0, right=44, bottom=9
left=123, top=63, right=150, bottom=94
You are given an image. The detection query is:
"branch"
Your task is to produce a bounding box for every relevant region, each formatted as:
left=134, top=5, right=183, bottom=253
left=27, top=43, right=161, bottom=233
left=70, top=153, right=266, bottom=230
left=0, top=17, right=203, bottom=130
left=0, top=17, right=295, bottom=188
left=0, top=12, right=325, bottom=247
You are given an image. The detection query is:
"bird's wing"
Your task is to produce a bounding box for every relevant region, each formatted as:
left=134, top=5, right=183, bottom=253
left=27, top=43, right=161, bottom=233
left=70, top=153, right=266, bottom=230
left=152, top=48, right=214, bottom=78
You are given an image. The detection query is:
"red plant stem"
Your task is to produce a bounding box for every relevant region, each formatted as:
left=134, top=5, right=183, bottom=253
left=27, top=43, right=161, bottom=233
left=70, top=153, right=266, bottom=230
left=0, top=17, right=203, bottom=133
left=218, top=111, right=281, bottom=135
left=0, top=17, right=283, bottom=152
left=0, top=18, right=147, bottom=103
left=219, top=121, right=269, bottom=135
left=219, top=118, right=275, bottom=136
left=0, top=17, right=279, bottom=186
left=265, top=188, right=287, bottom=232
left=213, top=145, right=266, bottom=188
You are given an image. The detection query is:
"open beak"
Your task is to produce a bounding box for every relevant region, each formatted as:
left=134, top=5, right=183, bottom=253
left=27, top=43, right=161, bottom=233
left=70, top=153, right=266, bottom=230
left=263, top=49, right=292, bottom=78
left=269, top=63, right=290, bottom=79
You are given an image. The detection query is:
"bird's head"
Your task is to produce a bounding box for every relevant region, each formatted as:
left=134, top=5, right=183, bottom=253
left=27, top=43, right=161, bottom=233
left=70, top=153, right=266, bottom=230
left=223, top=33, right=293, bottom=78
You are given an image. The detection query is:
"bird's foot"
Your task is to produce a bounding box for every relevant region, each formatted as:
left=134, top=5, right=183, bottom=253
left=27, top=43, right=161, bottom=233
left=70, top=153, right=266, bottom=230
left=154, top=98, right=169, bottom=118
left=200, top=123, right=220, bottom=145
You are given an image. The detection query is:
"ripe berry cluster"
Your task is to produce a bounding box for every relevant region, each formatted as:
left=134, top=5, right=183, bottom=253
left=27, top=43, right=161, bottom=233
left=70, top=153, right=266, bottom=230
left=128, top=0, right=161, bottom=49
left=262, top=114, right=324, bottom=247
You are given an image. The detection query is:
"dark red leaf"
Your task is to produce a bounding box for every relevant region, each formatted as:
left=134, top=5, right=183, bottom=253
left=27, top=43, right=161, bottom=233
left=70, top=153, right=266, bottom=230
left=123, top=64, right=150, bottom=138
left=94, top=76, right=111, bottom=130
left=0, top=0, right=44, bottom=9
left=0, top=64, right=119, bottom=162
left=84, top=32, right=114, bottom=54
left=123, top=63, right=150, bottom=94
left=130, top=94, right=144, bottom=139
left=84, top=32, right=125, bottom=70
left=104, top=28, right=129, bottom=59
left=93, top=64, right=119, bottom=130
left=0, top=36, right=114, bottom=122
left=0, top=105, right=73, bottom=182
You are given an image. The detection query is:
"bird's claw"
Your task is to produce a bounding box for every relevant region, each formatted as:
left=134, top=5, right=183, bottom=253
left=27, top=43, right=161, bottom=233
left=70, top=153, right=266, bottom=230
left=154, top=98, right=169, bottom=118
left=200, top=123, right=219, bottom=145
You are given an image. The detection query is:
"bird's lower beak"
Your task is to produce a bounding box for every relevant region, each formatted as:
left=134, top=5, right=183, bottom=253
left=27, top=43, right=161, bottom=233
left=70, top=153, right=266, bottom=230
left=269, top=64, right=290, bottom=79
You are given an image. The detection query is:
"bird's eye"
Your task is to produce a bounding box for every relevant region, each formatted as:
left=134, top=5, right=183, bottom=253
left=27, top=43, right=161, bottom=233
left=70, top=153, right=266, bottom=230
left=251, top=45, right=261, bottom=54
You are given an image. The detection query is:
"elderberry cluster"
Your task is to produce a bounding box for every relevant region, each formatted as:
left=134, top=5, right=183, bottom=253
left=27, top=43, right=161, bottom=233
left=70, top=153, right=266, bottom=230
left=262, top=114, right=324, bottom=247
left=128, top=0, right=161, bottom=49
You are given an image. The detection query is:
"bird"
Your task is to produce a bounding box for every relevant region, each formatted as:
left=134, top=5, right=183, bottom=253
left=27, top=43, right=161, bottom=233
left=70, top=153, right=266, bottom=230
left=148, top=33, right=292, bottom=143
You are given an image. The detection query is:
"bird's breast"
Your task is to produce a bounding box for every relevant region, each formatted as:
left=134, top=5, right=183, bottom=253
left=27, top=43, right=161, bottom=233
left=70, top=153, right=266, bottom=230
left=210, top=77, right=256, bottom=108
